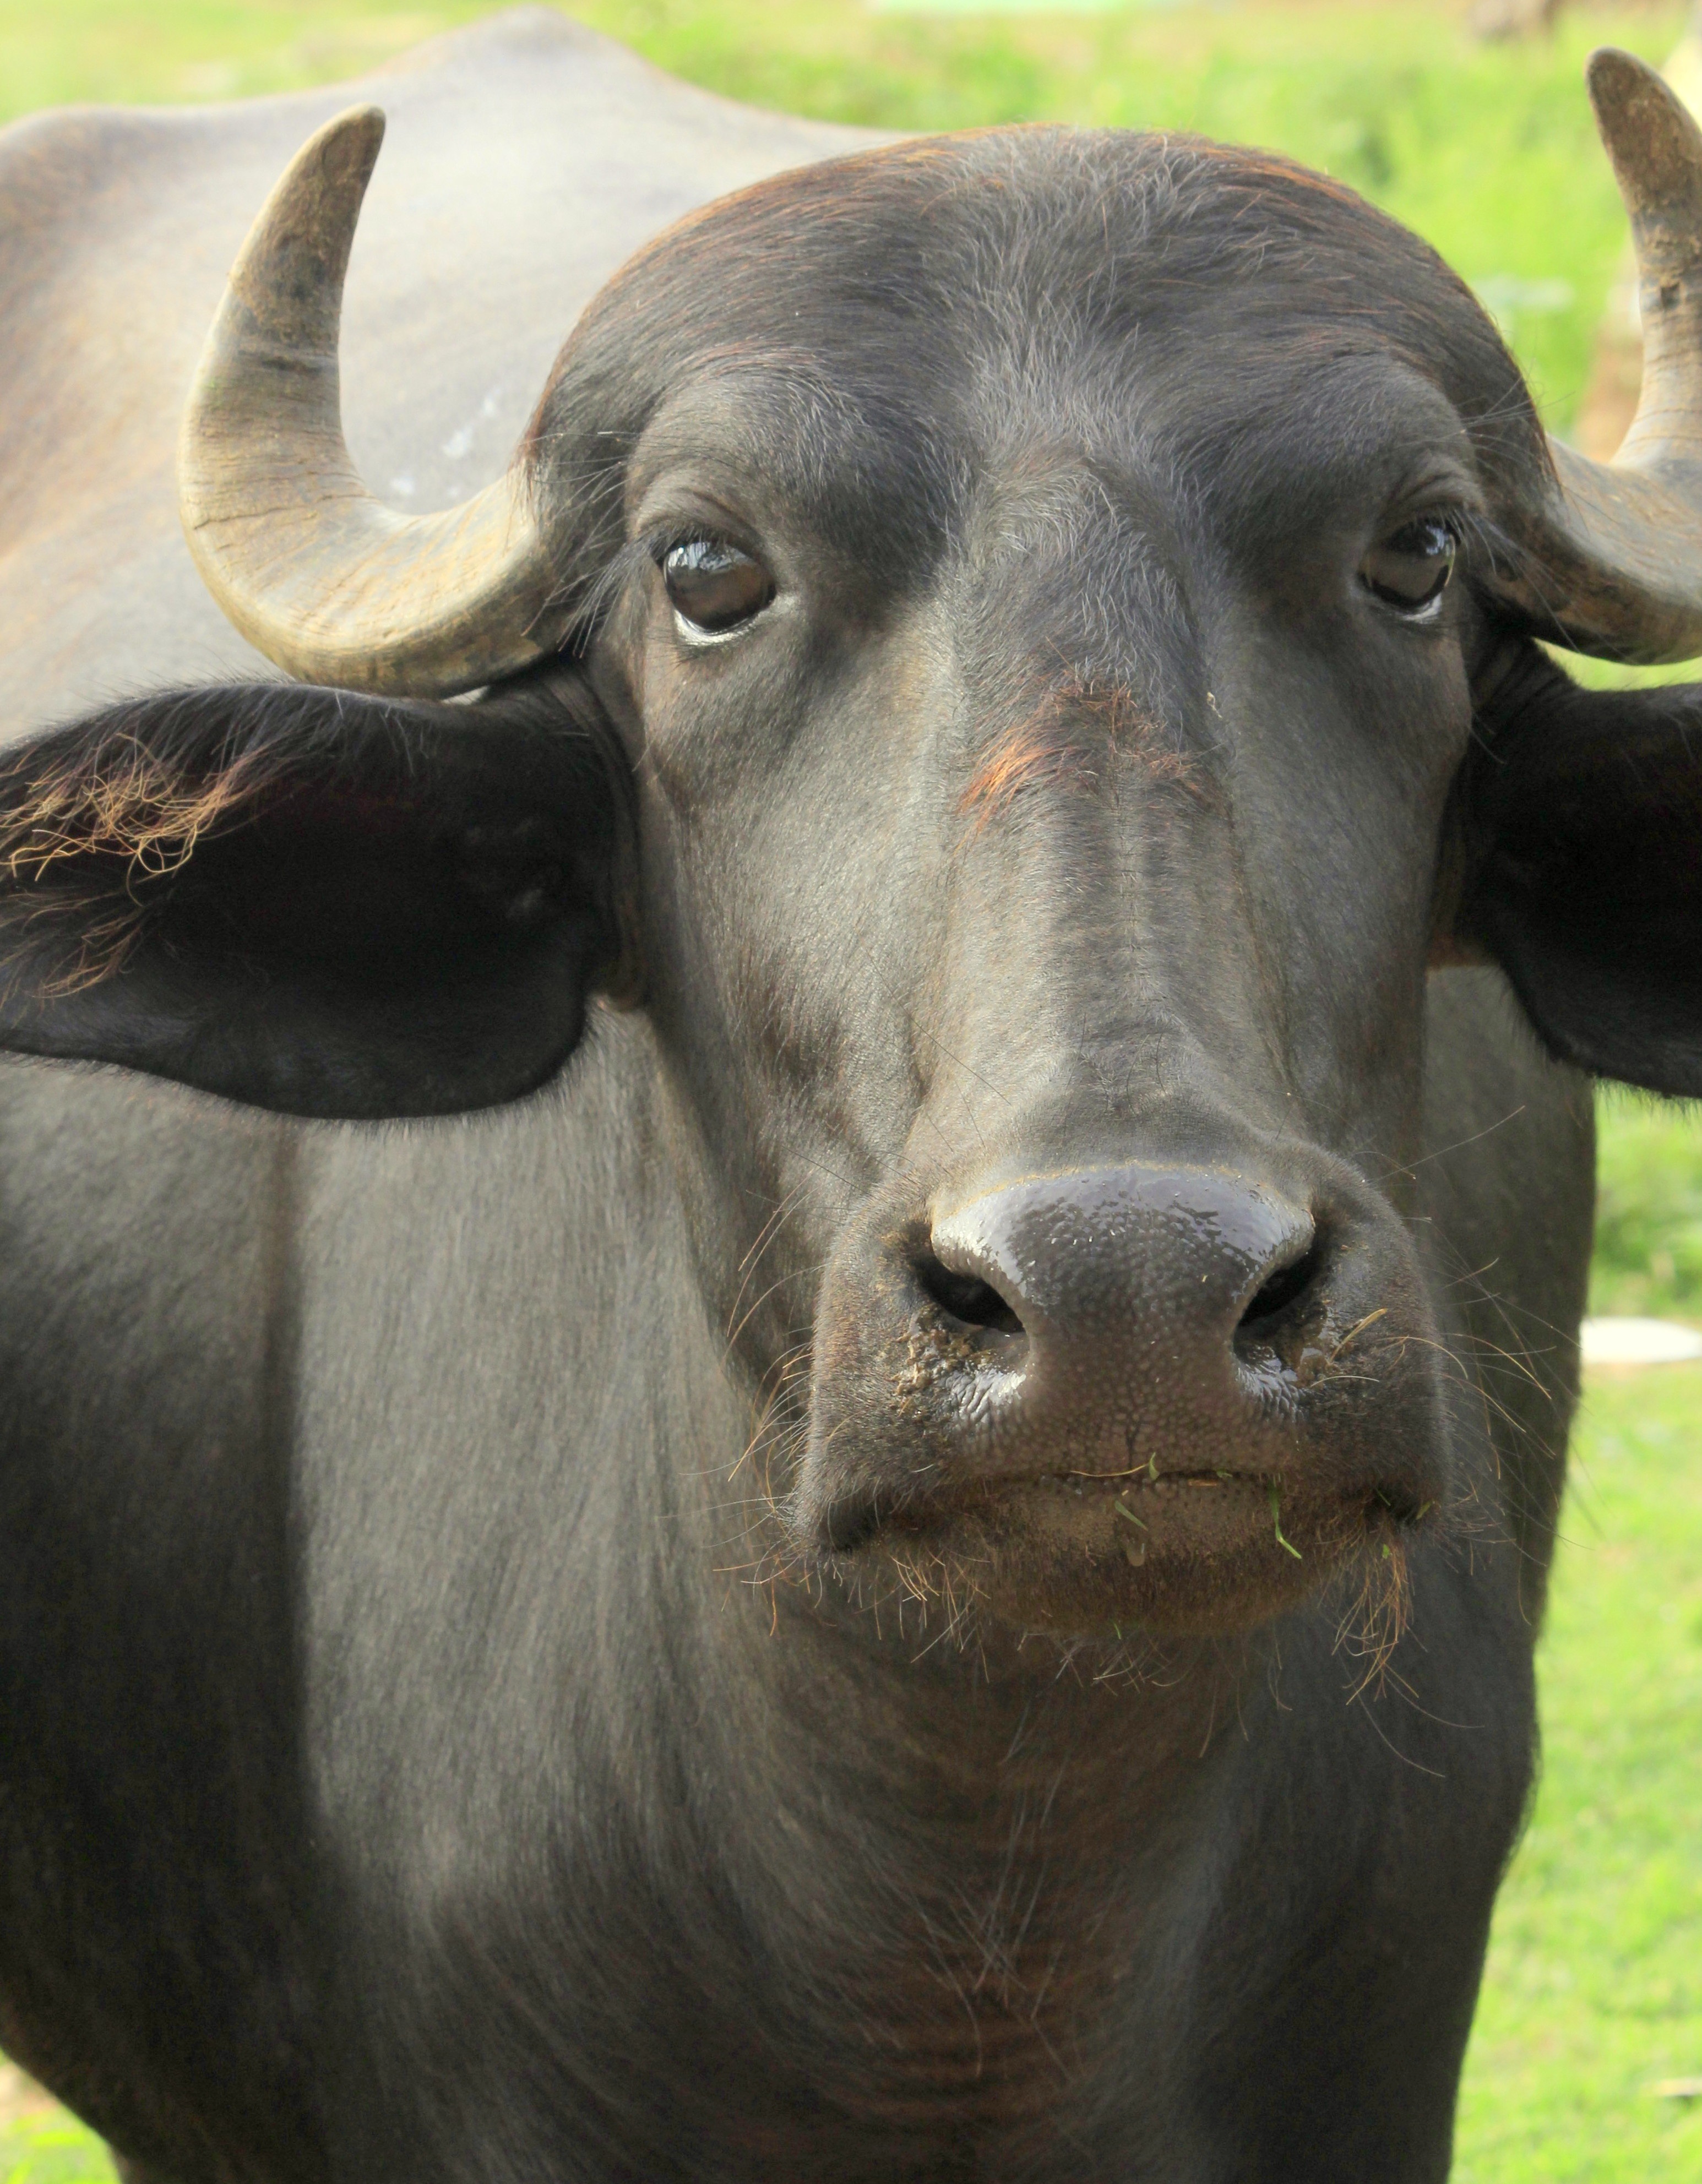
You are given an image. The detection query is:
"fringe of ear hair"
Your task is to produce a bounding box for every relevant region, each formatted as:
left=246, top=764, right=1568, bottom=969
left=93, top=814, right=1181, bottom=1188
left=0, top=731, right=276, bottom=887
left=0, top=687, right=379, bottom=998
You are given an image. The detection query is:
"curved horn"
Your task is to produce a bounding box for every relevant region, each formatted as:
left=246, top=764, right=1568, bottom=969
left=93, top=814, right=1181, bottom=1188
left=178, top=106, right=567, bottom=696
left=1490, top=49, right=1702, bottom=662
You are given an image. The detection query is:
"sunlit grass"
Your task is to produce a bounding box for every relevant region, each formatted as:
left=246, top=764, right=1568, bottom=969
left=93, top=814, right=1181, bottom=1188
left=1454, top=1363, right=1702, bottom=2181
left=1591, top=1091, right=1702, bottom=1320
left=0, top=2112, right=111, bottom=2184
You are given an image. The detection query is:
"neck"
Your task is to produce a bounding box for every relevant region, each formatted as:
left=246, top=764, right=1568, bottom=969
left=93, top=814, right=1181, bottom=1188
left=675, top=1475, right=1258, bottom=2125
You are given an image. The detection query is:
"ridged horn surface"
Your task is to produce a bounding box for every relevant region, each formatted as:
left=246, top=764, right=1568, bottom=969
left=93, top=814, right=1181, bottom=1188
left=178, top=106, right=565, bottom=696
left=1494, top=50, right=1702, bottom=662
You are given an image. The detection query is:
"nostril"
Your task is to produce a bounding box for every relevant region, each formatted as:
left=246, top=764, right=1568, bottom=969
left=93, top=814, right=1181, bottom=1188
left=1237, top=1234, right=1325, bottom=1341
left=914, top=1251, right=1026, bottom=1336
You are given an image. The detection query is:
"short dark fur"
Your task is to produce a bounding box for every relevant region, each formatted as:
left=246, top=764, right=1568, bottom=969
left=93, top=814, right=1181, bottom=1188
left=0, top=105, right=1687, bottom=2184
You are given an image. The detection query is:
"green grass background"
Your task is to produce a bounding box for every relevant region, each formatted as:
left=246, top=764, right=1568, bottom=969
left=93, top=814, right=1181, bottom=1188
left=1, top=3, right=1699, bottom=2177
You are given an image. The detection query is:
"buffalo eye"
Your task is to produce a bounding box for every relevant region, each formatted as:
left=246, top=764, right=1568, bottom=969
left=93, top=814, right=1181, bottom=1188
left=661, top=539, right=775, bottom=637
left=1361, top=517, right=1457, bottom=616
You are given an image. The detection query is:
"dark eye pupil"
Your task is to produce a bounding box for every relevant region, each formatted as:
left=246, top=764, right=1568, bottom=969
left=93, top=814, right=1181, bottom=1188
left=1362, top=518, right=1456, bottom=612
left=662, top=540, right=774, bottom=633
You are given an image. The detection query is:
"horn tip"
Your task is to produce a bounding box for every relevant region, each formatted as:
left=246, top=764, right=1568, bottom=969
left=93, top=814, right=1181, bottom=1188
left=303, top=102, right=387, bottom=180
left=1586, top=41, right=1702, bottom=201
left=331, top=102, right=387, bottom=144
left=1587, top=44, right=1672, bottom=130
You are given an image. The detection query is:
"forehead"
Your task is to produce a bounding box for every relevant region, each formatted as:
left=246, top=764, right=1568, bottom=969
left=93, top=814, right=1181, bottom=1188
left=551, top=127, right=1530, bottom=572
left=617, top=129, right=1511, bottom=389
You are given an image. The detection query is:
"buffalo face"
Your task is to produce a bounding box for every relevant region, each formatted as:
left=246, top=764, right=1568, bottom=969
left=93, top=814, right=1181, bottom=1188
left=7, top=72, right=1702, bottom=1647
left=562, top=229, right=1487, bottom=1637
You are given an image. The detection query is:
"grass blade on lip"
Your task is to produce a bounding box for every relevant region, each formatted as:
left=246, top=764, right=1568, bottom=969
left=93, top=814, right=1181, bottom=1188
left=1267, top=1482, right=1303, bottom=1559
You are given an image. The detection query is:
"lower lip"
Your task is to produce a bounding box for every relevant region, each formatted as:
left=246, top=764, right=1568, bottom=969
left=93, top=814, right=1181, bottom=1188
left=836, top=1467, right=1325, bottom=1638
left=992, top=1469, right=1279, bottom=1562
left=861, top=1466, right=1300, bottom=1573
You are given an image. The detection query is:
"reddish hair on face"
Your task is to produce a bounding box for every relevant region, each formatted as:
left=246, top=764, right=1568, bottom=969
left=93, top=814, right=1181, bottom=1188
left=957, top=677, right=1195, bottom=831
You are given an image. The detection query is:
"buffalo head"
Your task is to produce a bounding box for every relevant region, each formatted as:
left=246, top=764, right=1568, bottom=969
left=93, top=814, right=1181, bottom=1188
left=4, top=51, right=1701, bottom=1646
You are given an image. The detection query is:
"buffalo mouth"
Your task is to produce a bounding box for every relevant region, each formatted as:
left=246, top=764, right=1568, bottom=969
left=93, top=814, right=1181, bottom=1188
left=812, top=1459, right=1434, bottom=1638
left=788, top=1155, right=1451, bottom=1640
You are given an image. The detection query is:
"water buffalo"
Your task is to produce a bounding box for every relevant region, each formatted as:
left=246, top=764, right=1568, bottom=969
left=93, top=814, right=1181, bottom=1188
left=0, top=10, right=1696, bottom=2178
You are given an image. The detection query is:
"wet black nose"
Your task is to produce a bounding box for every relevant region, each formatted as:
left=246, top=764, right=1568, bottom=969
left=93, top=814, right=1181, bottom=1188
left=922, top=1164, right=1322, bottom=1452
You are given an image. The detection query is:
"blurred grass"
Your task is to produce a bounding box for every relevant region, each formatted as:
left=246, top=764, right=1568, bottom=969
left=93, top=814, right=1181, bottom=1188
left=0, top=2113, right=110, bottom=2184
left=1592, top=1091, right=1702, bottom=1319
left=1454, top=1364, right=1702, bottom=2183
left=2, top=3, right=1700, bottom=2177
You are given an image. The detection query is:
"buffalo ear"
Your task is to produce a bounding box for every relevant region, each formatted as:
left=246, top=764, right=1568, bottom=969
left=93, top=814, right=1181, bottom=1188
left=0, top=674, right=634, bottom=1120
left=1451, top=642, right=1702, bottom=1096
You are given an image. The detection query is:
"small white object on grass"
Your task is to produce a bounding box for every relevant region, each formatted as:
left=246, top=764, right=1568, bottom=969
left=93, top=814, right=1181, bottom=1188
left=1579, top=1318, right=1702, bottom=1368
